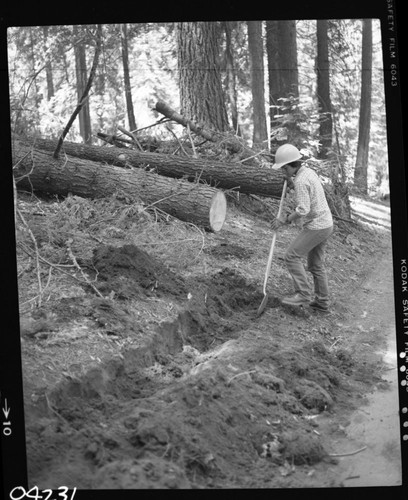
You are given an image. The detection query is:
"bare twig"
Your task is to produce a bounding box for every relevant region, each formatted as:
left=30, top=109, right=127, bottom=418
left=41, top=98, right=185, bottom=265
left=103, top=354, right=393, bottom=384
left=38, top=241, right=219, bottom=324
left=239, top=149, right=269, bottom=164
left=195, top=166, right=206, bottom=184
left=165, top=125, right=189, bottom=156
left=17, top=241, right=101, bottom=294
left=227, top=370, right=256, bottom=385
left=45, top=393, right=76, bottom=429
left=328, top=446, right=367, bottom=457
left=117, top=125, right=143, bottom=151
left=132, top=117, right=171, bottom=134
left=12, top=150, right=32, bottom=175
left=185, top=222, right=206, bottom=262
left=329, top=338, right=342, bottom=350
left=17, top=241, right=74, bottom=268
left=43, top=266, right=53, bottom=294
left=96, top=132, right=132, bottom=147
left=19, top=266, right=54, bottom=311
left=137, top=238, right=199, bottom=246
left=17, top=207, right=43, bottom=306
left=19, top=296, right=42, bottom=310
left=186, top=124, right=197, bottom=158
left=66, top=239, right=104, bottom=298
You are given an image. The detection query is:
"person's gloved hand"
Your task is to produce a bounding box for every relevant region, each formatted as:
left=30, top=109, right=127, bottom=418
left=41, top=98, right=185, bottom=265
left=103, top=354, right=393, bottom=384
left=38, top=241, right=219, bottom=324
left=271, top=215, right=287, bottom=230
left=286, top=177, right=295, bottom=191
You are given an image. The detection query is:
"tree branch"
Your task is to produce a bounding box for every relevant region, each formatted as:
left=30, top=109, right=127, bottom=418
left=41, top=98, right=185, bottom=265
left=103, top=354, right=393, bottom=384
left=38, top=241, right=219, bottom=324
left=54, top=25, right=103, bottom=159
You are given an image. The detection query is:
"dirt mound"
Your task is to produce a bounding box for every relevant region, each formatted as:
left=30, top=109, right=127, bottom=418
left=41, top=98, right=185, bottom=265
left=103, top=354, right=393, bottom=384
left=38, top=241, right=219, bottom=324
left=25, top=342, right=340, bottom=489
left=22, top=250, right=389, bottom=489
left=206, top=268, right=263, bottom=311
left=92, top=244, right=187, bottom=299
left=180, top=268, right=264, bottom=349
left=94, top=456, right=190, bottom=489
left=187, top=267, right=264, bottom=315
left=280, top=430, right=327, bottom=465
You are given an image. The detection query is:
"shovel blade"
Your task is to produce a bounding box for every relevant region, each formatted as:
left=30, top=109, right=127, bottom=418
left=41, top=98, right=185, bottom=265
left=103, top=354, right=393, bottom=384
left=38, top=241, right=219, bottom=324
left=257, top=294, right=269, bottom=316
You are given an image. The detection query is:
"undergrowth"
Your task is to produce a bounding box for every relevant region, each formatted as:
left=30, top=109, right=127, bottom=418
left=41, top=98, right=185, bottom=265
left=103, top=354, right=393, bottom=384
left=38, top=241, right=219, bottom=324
left=15, top=191, right=206, bottom=312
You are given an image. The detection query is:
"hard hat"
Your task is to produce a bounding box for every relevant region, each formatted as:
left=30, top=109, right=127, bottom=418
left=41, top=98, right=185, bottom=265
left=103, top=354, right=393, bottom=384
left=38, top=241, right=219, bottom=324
left=271, top=144, right=302, bottom=169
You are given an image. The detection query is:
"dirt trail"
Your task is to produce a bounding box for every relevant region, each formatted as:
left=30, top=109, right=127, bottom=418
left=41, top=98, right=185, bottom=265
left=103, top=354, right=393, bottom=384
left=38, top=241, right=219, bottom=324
left=321, top=251, right=402, bottom=486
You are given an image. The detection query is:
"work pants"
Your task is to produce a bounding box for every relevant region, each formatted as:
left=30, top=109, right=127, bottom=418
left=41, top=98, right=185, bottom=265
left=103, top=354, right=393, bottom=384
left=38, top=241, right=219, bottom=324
left=284, top=226, right=333, bottom=306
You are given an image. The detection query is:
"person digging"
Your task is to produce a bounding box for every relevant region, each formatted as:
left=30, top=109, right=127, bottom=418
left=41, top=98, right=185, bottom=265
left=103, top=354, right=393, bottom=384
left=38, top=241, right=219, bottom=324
left=270, top=144, right=334, bottom=312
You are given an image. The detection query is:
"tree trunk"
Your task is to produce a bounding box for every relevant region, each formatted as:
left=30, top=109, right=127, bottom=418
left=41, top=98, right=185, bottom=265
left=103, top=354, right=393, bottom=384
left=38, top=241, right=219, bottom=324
left=42, top=26, right=54, bottom=100
left=29, top=28, right=40, bottom=129
left=120, top=24, right=137, bottom=132
left=266, top=21, right=280, bottom=125
left=277, top=21, right=299, bottom=99
left=54, top=25, right=102, bottom=159
left=12, top=139, right=227, bottom=232
left=73, top=25, right=92, bottom=144
left=26, top=136, right=286, bottom=198
left=266, top=20, right=299, bottom=144
left=354, top=19, right=372, bottom=194
left=224, top=22, right=241, bottom=136
left=177, top=22, right=229, bottom=131
left=316, top=20, right=333, bottom=159
left=247, top=21, right=268, bottom=150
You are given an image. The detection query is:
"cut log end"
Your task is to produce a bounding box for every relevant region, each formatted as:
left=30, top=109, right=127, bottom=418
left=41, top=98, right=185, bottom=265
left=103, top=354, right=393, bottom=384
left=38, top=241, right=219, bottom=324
left=13, top=138, right=229, bottom=233
left=209, top=191, right=227, bottom=232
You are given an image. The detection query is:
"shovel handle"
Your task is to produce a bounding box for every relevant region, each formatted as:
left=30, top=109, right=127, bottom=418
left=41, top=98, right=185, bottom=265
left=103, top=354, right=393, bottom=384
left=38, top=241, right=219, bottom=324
left=262, top=179, right=287, bottom=294
left=276, top=179, right=288, bottom=219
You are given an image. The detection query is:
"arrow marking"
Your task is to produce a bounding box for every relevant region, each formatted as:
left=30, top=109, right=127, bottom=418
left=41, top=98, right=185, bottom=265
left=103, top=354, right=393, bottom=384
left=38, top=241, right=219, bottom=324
left=3, top=399, right=10, bottom=419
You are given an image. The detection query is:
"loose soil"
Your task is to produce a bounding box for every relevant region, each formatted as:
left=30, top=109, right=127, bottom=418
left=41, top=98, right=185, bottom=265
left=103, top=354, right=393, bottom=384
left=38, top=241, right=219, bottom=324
left=16, top=191, right=401, bottom=489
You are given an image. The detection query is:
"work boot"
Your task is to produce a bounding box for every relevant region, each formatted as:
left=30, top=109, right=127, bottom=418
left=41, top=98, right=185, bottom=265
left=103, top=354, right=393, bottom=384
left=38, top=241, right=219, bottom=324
left=309, top=300, right=330, bottom=313
left=281, top=293, right=310, bottom=307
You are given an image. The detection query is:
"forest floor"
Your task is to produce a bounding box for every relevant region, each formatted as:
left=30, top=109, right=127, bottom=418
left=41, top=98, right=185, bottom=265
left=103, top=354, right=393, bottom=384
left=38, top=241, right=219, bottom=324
left=15, top=187, right=401, bottom=490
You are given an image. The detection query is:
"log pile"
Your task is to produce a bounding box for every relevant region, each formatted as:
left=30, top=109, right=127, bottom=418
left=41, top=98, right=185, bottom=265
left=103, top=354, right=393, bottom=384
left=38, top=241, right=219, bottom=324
left=12, top=138, right=227, bottom=232
left=12, top=100, right=288, bottom=232
left=12, top=100, right=348, bottom=231
left=28, top=136, right=286, bottom=198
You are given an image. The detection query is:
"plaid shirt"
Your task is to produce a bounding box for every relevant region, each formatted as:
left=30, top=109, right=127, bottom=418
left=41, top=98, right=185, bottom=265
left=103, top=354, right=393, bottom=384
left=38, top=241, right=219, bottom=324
left=293, top=166, right=333, bottom=229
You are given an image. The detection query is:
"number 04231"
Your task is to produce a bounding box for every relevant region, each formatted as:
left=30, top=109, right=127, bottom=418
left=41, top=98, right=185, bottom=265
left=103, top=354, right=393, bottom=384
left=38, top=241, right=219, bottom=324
left=9, top=486, right=77, bottom=500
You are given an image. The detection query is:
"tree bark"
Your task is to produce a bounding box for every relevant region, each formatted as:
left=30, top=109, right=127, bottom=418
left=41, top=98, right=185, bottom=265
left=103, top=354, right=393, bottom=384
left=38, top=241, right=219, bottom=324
left=247, top=21, right=268, bottom=150
left=278, top=21, right=299, bottom=99
left=176, top=22, right=229, bottom=132
left=73, top=25, right=93, bottom=145
left=223, top=22, right=241, bottom=136
left=12, top=139, right=227, bottom=232
left=55, top=25, right=102, bottom=158
left=266, top=20, right=299, bottom=144
left=316, top=20, right=333, bottom=159
left=354, top=19, right=372, bottom=194
left=28, top=28, right=41, bottom=130
left=42, top=26, right=54, bottom=100
left=121, top=24, right=137, bottom=132
left=26, top=136, right=286, bottom=198
left=266, top=21, right=280, bottom=125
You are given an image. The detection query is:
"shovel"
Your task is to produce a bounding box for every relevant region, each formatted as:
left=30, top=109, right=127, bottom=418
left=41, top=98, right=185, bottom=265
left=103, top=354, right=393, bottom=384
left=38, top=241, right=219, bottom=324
left=257, top=179, right=288, bottom=316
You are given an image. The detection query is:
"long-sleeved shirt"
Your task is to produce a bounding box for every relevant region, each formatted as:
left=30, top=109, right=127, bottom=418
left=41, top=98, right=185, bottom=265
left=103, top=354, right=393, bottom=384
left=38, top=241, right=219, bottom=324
left=293, top=165, right=333, bottom=229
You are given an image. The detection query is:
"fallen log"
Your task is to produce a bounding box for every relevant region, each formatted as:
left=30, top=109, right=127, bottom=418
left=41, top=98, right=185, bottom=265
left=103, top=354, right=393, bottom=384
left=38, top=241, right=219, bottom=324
left=12, top=139, right=227, bottom=232
left=25, top=136, right=286, bottom=198
left=154, top=100, right=219, bottom=143
left=154, top=100, right=271, bottom=165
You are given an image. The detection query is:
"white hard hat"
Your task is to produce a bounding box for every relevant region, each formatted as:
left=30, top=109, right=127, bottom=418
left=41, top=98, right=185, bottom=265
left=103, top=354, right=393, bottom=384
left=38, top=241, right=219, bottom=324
left=271, top=144, right=302, bottom=169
